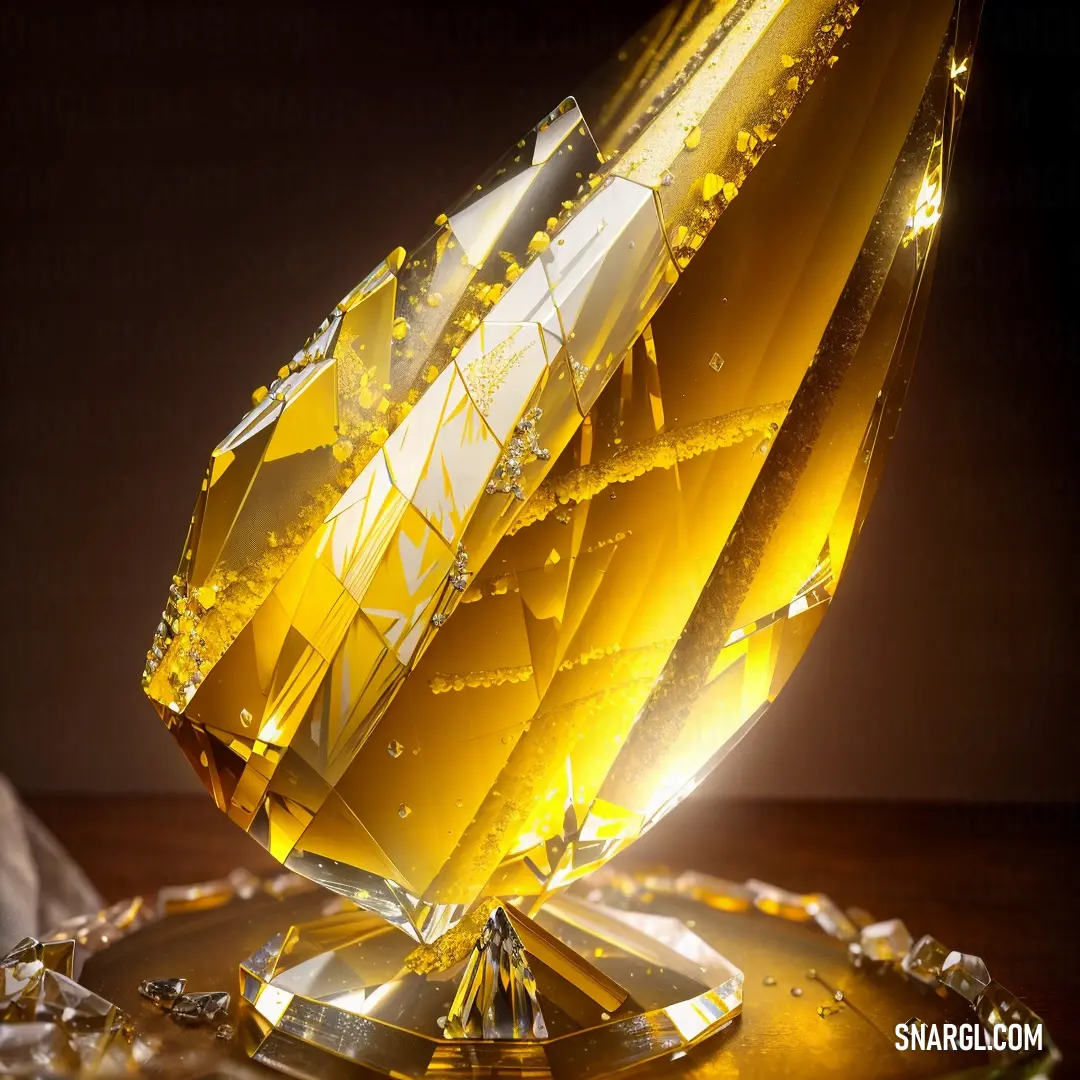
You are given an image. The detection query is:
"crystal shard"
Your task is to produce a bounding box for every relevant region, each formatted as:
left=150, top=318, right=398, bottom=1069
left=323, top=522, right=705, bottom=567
left=859, top=919, right=914, bottom=963
left=0, top=936, right=143, bottom=1076
left=143, top=0, right=981, bottom=941
left=940, top=951, right=991, bottom=1004
left=902, top=934, right=950, bottom=986
left=0, top=937, right=74, bottom=982
left=138, top=977, right=186, bottom=1007
left=444, top=906, right=548, bottom=1040
left=170, top=990, right=231, bottom=1023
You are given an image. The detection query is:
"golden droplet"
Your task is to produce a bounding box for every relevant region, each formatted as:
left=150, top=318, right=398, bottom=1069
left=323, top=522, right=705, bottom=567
left=528, top=231, right=551, bottom=253
left=702, top=173, right=723, bottom=201
left=251, top=386, right=268, bottom=406
left=196, top=585, right=217, bottom=610
left=684, top=125, right=701, bottom=150
left=391, top=317, right=409, bottom=340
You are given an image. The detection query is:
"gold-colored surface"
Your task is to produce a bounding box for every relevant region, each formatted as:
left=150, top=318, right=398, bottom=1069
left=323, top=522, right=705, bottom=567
left=66, top=872, right=1057, bottom=1079
left=142, top=0, right=979, bottom=943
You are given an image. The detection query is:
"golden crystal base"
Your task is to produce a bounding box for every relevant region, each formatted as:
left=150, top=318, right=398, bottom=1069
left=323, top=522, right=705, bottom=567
left=238, top=895, right=742, bottom=1079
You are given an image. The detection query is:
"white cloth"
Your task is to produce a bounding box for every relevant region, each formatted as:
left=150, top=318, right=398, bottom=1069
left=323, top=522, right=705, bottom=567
left=0, top=774, right=103, bottom=948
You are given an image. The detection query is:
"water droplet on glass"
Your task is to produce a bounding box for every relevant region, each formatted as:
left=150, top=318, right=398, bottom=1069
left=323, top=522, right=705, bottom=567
left=387, top=740, right=404, bottom=758
left=791, top=987, right=803, bottom=997
left=709, top=352, right=724, bottom=372
left=398, top=804, right=411, bottom=818
left=763, top=975, right=777, bottom=987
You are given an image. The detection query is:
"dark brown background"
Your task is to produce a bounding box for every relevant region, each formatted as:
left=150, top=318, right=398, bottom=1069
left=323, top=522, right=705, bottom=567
left=0, top=1, right=1076, bottom=798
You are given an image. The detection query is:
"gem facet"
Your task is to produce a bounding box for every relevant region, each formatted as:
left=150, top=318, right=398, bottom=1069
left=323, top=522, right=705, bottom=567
left=0, top=937, right=141, bottom=1073
left=902, top=934, right=950, bottom=986
left=859, top=919, right=914, bottom=963
left=169, top=991, right=230, bottom=1023
left=444, top=906, right=548, bottom=1040
left=940, top=951, right=991, bottom=1004
left=141, top=0, right=980, bottom=947
left=138, top=977, right=186, bottom=1007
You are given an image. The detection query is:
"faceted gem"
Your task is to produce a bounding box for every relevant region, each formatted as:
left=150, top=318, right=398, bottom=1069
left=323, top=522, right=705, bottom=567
left=444, top=906, right=547, bottom=1040
left=974, top=983, right=1019, bottom=1028
left=0, top=937, right=75, bottom=980
left=940, top=951, right=991, bottom=1004
left=902, top=934, right=950, bottom=986
left=668, top=872, right=753, bottom=913
left=804, top=895, right=858, bottom=942
left=46, top=898, right=151, bottom=964
left=141, top=0, right=979, bottom=943
left=748, top=880, right=815, bottom=922
left=170, top=990, right=230, bottom=1023
left=0, top=938, right=139, bottom=1076
left=858, top=919, right=913, bottom=963
left=138, top=977, right=186, bottom=1007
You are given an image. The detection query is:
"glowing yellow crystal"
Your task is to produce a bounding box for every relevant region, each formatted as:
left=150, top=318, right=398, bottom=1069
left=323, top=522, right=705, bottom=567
left=143, top=0, right=974, bottom=943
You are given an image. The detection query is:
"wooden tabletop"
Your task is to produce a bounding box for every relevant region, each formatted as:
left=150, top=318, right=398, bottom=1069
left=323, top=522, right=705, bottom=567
left=27, top=796, right=1079, bottom=1075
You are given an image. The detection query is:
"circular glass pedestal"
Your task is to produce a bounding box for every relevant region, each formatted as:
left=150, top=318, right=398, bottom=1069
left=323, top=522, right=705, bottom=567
left=70, top=873, right=1057, bottom=1080
left=237, top=892, right=741, bottom=1079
